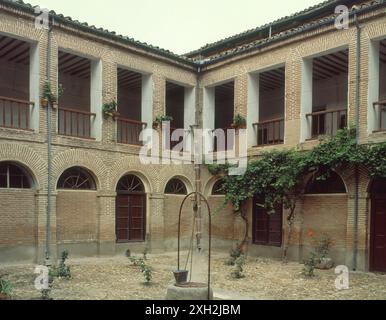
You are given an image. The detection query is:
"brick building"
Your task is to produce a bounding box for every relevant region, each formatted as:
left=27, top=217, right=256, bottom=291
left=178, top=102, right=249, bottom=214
left=0, top=0, right=385, bottom=272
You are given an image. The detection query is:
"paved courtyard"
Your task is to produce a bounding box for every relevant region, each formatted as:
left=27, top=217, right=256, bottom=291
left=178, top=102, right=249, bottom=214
left=1, top=252, right=385, bottom=300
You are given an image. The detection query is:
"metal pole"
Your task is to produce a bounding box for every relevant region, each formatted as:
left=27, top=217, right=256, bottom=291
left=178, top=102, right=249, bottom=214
left=45, top=17, right=53, bottom=264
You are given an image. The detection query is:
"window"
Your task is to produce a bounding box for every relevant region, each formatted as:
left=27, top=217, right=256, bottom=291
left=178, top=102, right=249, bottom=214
left=57, top=167, right=96, bottom=190
left=117, top=175, right=145, bottom=193
left=0, top=162, right=31, bottom=189
left=165, top=178, right=187, bottom=195
left=212, top=179, right=226, bottom=195
left=305, top=172, right=346, bottom=194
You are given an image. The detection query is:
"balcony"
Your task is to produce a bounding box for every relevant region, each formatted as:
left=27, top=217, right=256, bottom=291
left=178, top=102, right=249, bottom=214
left=0, top=96, right=34, bottom=131
left=116, top=117, right=147, bottom=146
left=58, top=107, right=95, bottom=139
left=307, top=108, right=347, bottom=138
left=253, top=118, right=284, bottom=147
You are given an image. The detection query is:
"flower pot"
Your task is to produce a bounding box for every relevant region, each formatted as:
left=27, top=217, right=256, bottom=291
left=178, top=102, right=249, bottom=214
left=41, top=98, right=48, bottom=108
left=173, top=270, right=189, bottom=284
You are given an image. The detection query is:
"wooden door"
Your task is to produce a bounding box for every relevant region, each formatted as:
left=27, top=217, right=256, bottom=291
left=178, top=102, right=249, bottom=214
left=253, top=199, right=283, bottom=247
left=371, top=195, right=386, bottom=272
left=116, top=193, right=146, bottom=242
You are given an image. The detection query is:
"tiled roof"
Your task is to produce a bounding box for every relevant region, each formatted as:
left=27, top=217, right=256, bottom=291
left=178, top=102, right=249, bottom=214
left=1, top=0, right=385, bottom=68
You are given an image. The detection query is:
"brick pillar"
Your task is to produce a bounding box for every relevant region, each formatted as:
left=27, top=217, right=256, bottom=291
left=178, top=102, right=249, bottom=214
left=35, top=191, right=57, bottom=264
left=97, top=191, right=116, bottom=256
left=148, top=193, right=166, bottom=252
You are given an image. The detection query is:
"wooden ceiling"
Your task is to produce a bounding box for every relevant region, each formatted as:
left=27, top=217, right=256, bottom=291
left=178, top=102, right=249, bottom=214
left=166, top=81, right=184, bottom=92
left=59, top=51, right=91, bottom=79
left=0, top=36, right=30, bottom=65
left=380, top=40, right=386, bottom=64
left=260, top=67, right=285, bottom=92
left=215, top=81, right=234, bottom=96
left=313, top=49, right=348, bottom=81
left=118, top=68, right=142, bottom=90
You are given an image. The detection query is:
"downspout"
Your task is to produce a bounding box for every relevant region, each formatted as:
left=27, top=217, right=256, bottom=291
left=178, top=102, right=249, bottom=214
left=193, top=63, right=202, bottom=251
left=353, top=11, right=361, bottom=271
left=45, top=16, right=54, bottom=264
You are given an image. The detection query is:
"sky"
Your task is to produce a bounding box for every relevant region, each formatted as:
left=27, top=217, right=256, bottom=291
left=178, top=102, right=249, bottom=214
left=33, top=0, right=324, bottom=54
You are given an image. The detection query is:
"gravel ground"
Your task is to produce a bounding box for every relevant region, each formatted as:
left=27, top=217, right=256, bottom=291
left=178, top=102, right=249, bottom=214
left=1, top=252, right=386, bottom=300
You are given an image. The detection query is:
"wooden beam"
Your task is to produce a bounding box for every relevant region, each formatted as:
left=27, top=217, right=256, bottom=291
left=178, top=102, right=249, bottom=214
left=0, top=41, right=27, bottom=59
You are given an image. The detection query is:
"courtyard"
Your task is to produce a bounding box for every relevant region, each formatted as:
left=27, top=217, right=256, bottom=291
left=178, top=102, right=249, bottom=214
left=1, top=252, right=386, bottom=300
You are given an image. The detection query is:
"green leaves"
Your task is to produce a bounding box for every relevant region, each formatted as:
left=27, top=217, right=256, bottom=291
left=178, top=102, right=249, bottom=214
left=211, top=128, right=386, bottom=214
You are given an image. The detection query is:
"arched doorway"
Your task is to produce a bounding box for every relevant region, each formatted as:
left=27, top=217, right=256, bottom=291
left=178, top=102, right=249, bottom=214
left=116, top=174, right=146, bottom=243
left=370, top=177, right=386, bottom=272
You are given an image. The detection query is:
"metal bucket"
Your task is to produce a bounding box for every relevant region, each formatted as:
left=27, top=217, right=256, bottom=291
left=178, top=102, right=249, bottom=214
left=173, top=270, right=189, bottom=284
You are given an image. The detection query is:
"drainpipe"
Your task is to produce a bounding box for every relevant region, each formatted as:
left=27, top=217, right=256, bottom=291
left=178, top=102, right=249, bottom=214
left=193, top=64, right=202, bottom=252
left=45, top=16, right=54, bottom=265
left=353, top=11, right=361, bottom=271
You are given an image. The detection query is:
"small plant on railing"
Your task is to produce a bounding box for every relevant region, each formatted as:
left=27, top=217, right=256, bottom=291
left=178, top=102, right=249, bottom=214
left=103, top=101, right=119, bottom=119
left=0, top=277, right=12, bottom=300
left=153, top=115, right=173, bottom=129
left=232, top=114, right=247, bottom=129
left=41, top=81, right=63, bottom=108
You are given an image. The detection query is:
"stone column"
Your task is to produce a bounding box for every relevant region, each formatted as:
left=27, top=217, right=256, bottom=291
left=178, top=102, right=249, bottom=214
left=97, top=191, right=117, bottom=256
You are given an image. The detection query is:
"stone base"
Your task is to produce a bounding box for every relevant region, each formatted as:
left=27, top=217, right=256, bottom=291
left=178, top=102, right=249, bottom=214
left=166, top=284, right=213, bottom=301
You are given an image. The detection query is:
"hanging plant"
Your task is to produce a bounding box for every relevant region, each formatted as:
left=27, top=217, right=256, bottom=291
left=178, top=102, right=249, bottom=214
left=153, top=115, right=173, bottom=129
left=102, top=101, right=119, bottom=119
left=231, top=114, right=247, bottom=129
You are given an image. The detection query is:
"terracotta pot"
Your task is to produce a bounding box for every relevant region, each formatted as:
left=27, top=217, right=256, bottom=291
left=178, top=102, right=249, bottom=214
left=40, top=98, right=48, bottom=108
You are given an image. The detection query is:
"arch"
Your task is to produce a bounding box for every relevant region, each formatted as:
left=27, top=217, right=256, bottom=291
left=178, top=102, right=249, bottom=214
left=305, top=171, right=347, bottom=194
left=0, top=143, right=45, bottom=189
left=116, top=174, right=145, bottom=193
left=57, top=166, right=97, bottom=190
left=211, top=179, right=226, bottom=196
left=165, top=178, right=188, bottom=195
left=164, top=175, right=193, bottom=195
left=52, top=149, right=106, bottom=190
left=0, top=161, right=34, bottom=189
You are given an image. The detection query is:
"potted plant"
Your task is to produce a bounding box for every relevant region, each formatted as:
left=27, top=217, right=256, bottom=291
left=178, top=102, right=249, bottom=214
left=153, top=115, right=173, bottom=129
left=231, top=114, right=247, bottom=129
left=0, top=277, right=12, bottom=300
left=41, top=81, right=62, bottom=109
left=103, top=101, right=119, bottom=119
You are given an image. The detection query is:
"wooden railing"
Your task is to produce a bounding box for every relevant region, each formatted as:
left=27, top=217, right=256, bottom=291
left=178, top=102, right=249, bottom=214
left=212, top=127, right=234, bottom=152
left=307, top=108, right=347, bottom=139
left=373, top=100, right=386, bottom=132
left=58, top=107, right=96, bottom=139
left=116, top=117, right=147, bottom=146
left=0, top=96, right=34, bottom=130
left=253, top=118, right=284, bottom=147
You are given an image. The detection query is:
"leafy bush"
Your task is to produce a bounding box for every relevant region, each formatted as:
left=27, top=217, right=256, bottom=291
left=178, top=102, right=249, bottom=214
left=154, top=115, right=173, bottom=127
left=128, top=255, right=153, bottom=284
left=231, top=255, right=246, bottom=279
left=0, top=278, right=12, bottom=297
left=50, top=251, right=71, bottom=280
left=225, top=244, right=242, bottom=266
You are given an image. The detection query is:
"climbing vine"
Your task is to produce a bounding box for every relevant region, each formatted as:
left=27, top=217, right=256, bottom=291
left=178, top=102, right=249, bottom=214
left=208, top=128, right=386, bottom=260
